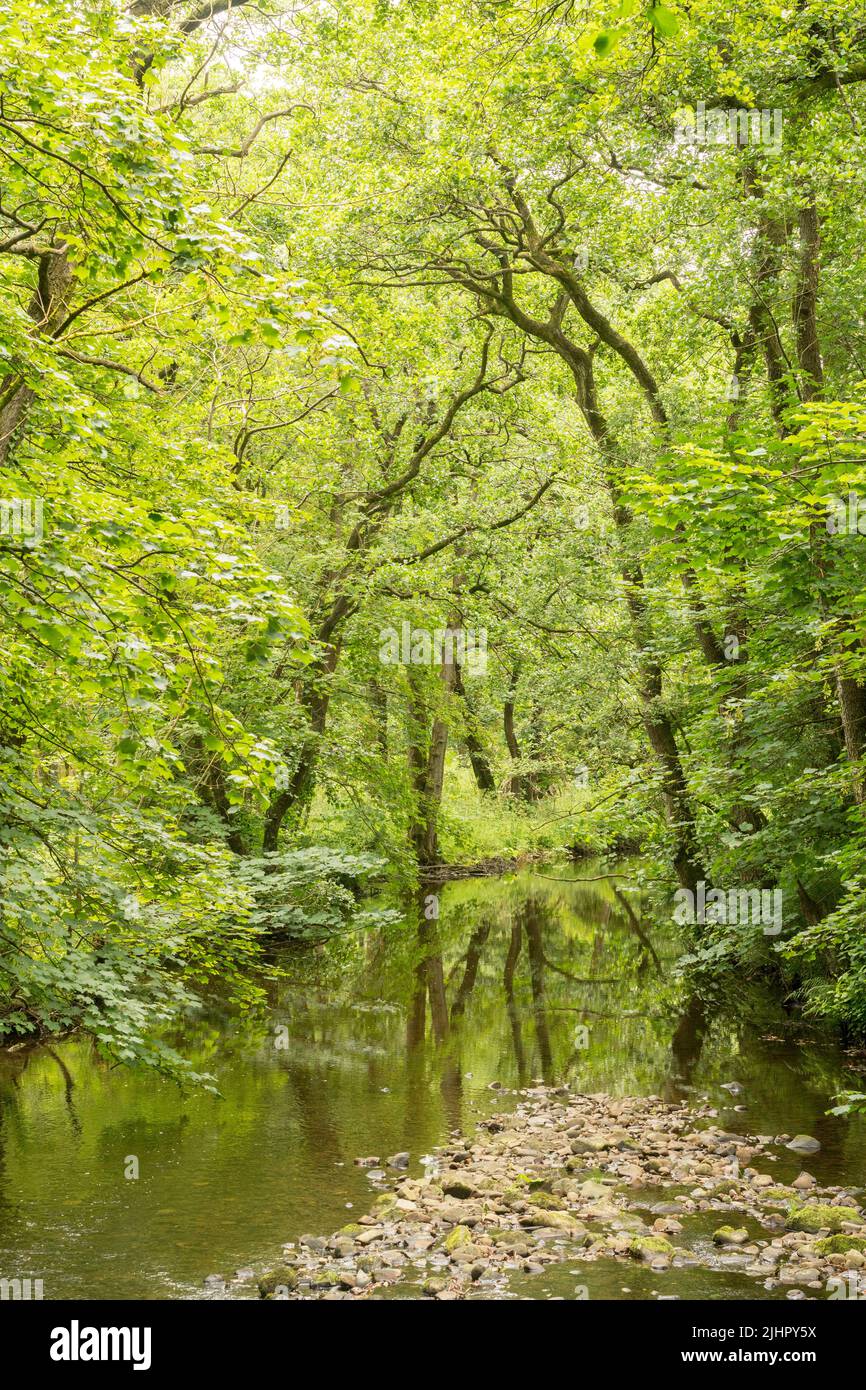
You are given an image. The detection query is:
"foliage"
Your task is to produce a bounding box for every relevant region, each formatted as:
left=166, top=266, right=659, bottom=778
left=234, top=848, right=397, bottom=940
left=3, top=0, right=866, bottom=1078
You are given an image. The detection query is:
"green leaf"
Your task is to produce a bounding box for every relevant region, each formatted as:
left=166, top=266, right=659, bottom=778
left=594, top=29, right=622, bottom=57
left=647, top=4, right=678, bottom=37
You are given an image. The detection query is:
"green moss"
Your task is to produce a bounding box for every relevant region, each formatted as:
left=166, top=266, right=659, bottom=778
left=628, top=1235, right=675, bottom=1260
left=422, top=1276, right=450, bottom=1295
left=787, top=1203, right=863, bottom=1234
left=512, top=1173, right=550, bottom=1191
left=522, top=1208, right=584, bottom=1233
left=442, top=1224, right=473, bottom=1253
left=257, top=1266, right=299, bottom=1298
left=528, top=1190, right=567, bottom=1210
left=813, top=1234, right=866, bottom=1255
left=712, top=1226, right=749, bottom=1245
left=371, top=1192, right=398, bottom=1213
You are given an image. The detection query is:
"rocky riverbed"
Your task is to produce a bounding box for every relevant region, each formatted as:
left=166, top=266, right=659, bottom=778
left=243, top=1086, right=865, bottom=1301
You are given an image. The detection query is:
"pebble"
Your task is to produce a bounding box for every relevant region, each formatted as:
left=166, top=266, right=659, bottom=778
left=246, top=1089, right=860, bottom=1301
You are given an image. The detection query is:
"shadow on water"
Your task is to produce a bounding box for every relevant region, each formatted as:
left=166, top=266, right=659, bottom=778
left=1, top=860, right=865, bottom=1298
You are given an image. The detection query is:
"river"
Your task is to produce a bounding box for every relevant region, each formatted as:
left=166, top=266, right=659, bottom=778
left=1, top=863, right=864, bottom=1300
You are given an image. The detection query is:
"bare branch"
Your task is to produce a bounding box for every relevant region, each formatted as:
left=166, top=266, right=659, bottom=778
left=197, top=105, right=311, bottom=157
left=54, top=347, right=161, bottom=392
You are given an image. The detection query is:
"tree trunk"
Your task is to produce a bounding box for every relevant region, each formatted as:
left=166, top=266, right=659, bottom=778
left=192, top=736, right=247, bottom=855
left=744, top=163, right=792, bottom=433
left=262, top=646, right=338, bottom=852
left=475, top=254, right=706, bottom=890
left=613, top=496, right=704, bottom=893
left=0, top=246, right=72, bottom=466
left=368, top=679, right=388, bottom=757
left=407, top=635, right=456, bottom=866
left=522, top=898, right=553, bottom=1082
left=453, top=660, right=495, bottom=792
left=791, top=225, right=866, bottom=802
left=450, top=915, right=492, bottom=1021
left=503, top=918, right=527, bottom=1083
left=835, top=669, right=866, bottom=803
left=793, top=201, right=824, bottom=401
left=503, top=690, right=526, bottom=798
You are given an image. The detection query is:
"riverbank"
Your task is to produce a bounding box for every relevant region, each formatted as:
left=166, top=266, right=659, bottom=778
left=251, top=1085, right=865, bottom=1301
left=4, top=866, right=865, bottom=1300
left=418, top=850, right=550, bottom=881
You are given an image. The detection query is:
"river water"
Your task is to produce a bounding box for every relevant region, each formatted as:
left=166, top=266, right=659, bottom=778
left=1, top=864, right=864, bottom=1299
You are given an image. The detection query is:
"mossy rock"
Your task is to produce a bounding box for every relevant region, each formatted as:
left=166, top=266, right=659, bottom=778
left=529, top=1209, right=585, bottom=1234
left=712, top=1226, right=749, bottom=1245
left=628, top=1235, right=675, bottom=1261
left=312, top=1268, right=342, bottom=1287
left=504, top=1181, right=554, bottom=1204
left=422, top=1276, right=450, bottom=1296
left=528, top=1190, right=567, bottom=1211
left=257, top=1266, right=299, bottom=1298
left=442, top=1224, right=473, bottom=1253
left=441, top=1179, right=476, bottom=1200
left=787, top=1203, right=863, bottom=1234
left=814, top=1234, right=866, bottom=1256
left=336, top=1222, right=365, bottom=1238
left=509, top=1172, right=551, bottom=1191
left=488, top=1229, right=527, bottom=1247
left=371, top=1193, right=398, bottom=1214
left=570, top=1135, right=613, bottom=1154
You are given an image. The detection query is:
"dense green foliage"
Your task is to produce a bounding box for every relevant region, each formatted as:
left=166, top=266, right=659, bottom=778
left=3, top=0, right=866, bottom=1088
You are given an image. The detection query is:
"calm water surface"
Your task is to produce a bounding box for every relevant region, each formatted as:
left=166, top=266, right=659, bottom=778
left=1, top=864, right=864, bottom=1299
